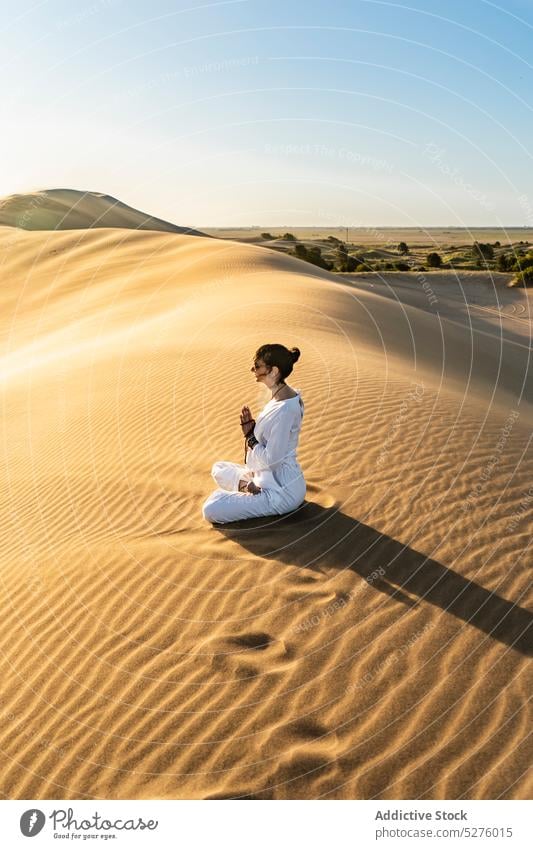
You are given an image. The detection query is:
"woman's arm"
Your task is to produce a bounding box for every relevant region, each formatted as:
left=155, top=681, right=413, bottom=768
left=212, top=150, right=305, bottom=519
left=246, top=407, right=296, bottom=472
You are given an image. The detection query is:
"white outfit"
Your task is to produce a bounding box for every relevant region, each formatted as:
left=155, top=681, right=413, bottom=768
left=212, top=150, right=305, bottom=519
left=202, top=389, right=306, bottom=524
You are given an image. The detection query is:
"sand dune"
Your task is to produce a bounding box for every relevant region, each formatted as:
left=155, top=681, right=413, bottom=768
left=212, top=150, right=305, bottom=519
left=0, top=202, right=531, bottom=799
left=0, top=188, right=206, bottom=235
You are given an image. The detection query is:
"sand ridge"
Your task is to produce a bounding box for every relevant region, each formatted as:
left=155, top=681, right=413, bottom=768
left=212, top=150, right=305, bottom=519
left=0, top=189, right=207, bottom=235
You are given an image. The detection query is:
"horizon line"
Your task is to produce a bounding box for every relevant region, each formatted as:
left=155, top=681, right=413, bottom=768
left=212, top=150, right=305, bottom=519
left=199, top=225, right=533, bottom=230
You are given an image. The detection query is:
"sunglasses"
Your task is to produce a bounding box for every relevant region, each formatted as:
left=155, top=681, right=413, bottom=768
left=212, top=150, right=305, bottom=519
left=251, top=360, right=269, bottom=372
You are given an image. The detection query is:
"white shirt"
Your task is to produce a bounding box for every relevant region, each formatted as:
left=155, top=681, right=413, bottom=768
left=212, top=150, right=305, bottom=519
left=246, top=390, right=305, bottom=489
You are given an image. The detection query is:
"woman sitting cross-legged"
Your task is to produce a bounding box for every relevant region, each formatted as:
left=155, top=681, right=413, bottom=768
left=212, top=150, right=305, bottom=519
left=201, top=343, right=306, bottom=524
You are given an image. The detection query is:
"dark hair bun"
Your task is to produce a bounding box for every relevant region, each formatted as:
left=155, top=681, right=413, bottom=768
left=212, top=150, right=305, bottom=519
left=290, top=347, right=301, bottom=363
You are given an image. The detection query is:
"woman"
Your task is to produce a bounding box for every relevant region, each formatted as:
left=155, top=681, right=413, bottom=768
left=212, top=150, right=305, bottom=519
left=202, top=344, right=306, bottom=524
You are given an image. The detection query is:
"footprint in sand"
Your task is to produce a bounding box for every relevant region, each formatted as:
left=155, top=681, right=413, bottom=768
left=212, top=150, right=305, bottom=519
left=206, top=631, right=297, bottom=678
left=263, top=718, right=341, bottom=791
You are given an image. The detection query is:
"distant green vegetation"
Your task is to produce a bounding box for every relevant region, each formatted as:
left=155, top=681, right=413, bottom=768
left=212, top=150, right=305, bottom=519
left=255, top=232, right=533, bottom=284
left=335, top=244, right=358, bottom=272
left=465, top=241, right=497, bottom=269
left=509, top=251, right=533, bottom=286
left=426, top=252, right=443, bottom=268
left=512, top=267, right=533, bottom=287
left=292, top=243, right=332, bottom=270
left=473, top=241, right=494, bottom=261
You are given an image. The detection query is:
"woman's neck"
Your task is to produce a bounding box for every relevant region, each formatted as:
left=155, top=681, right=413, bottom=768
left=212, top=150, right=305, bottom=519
left=271, top=382, right=297, bottom=400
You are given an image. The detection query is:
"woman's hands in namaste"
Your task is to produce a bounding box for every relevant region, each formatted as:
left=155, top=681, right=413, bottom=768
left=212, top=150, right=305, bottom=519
left=239, top=406, right=261, bottom=494
left=240, top=405, right=255, bottom=437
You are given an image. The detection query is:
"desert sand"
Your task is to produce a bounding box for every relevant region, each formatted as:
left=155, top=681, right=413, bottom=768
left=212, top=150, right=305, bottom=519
left=0, top=191, right=531, bottom=800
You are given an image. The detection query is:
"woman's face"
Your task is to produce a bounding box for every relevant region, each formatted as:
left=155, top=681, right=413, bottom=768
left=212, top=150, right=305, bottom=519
left=251, top=357, right=270, bottom=384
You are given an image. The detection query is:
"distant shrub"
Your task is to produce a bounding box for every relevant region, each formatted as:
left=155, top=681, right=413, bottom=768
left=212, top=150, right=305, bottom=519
left=426, top=252, right=442, bottom=268
left=512, top=253, right=533, bottom=273
left=336, top=257, right=358, bottom=272
left=307, top=246, right=332, bottom=269
left=292, top=243, right=332, bottom=270
left=335, top=245, right=358, bottom=272
left=497, top=253, right=512, bottom=272
left=398, top=241, right=409, bottom=255
left=511, top=267, right=533, bottom=287
left=261, top=232, right=274, bottom=240
left=346, top=256, right=359, bottom=271
left=327, top=235, right=342, bottom=243
left=395, top=262, right=410, bottom=271
left=472, top=242, right=494, bottom=261
left=283, top=232, right=296, bottom=241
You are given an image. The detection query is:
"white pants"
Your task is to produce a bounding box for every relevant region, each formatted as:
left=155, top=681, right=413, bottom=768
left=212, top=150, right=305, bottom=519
left=202, top=460, right=306, bottom=524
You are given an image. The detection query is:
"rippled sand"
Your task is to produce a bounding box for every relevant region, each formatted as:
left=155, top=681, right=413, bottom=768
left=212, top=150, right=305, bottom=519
left=0, top=195, right=531, bottom=799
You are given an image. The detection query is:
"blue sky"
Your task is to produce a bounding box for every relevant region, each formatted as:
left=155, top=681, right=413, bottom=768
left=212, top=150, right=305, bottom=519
left=3, top=0, right=533, bottom=226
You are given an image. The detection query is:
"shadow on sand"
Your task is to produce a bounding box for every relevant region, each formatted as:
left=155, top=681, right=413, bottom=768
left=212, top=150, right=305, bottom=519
left=212, top=501, right=533, bottom=657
